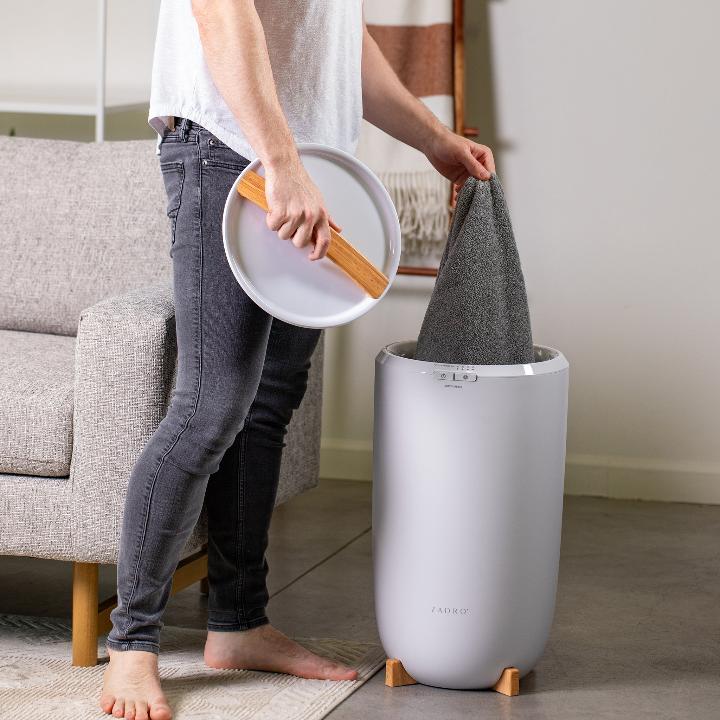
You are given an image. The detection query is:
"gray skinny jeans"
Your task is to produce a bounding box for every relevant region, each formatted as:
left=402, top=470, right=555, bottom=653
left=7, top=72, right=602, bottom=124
left=107, top=117, right=321, bottom=653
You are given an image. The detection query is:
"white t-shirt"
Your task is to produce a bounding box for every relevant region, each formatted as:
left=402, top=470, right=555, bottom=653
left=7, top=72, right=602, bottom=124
left=148, top=0, right=364, bottom=161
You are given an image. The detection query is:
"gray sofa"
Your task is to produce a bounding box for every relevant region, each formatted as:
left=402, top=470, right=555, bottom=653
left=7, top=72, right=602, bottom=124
left=0, top=136, right=324, bottom=664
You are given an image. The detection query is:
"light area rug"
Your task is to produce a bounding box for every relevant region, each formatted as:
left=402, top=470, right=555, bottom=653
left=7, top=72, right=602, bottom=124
left=0, top=614, right=385, bottom=720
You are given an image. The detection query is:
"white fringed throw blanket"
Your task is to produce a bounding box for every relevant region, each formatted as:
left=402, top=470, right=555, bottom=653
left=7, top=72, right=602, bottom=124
left=357, top=0, right=454, bottom=264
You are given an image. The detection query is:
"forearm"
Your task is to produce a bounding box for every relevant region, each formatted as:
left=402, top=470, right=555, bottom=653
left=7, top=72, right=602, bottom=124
left=361, top=26, right=446, bottom=153
left=192, top=0, right=297, bottom=166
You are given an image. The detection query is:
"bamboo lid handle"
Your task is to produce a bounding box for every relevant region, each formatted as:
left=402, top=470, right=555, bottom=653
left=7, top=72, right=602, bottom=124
left=236, top=170, right=390, bottom=299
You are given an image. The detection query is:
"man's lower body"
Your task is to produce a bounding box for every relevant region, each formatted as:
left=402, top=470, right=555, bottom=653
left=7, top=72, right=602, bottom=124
left=101, top=118, right=356, bottom=720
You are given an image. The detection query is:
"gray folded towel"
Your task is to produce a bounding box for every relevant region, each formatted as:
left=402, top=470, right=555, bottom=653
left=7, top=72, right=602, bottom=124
left=414, top=174, right=534, bottom=365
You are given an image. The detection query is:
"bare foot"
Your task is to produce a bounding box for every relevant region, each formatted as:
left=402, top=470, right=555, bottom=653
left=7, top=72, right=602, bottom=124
left=204, top=624, right=359, bottom=681
left=100, top=648, right=172, bottom=720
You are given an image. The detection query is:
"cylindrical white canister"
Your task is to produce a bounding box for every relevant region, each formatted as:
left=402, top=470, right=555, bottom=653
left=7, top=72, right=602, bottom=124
left=372, top=340, right=569, bottom=689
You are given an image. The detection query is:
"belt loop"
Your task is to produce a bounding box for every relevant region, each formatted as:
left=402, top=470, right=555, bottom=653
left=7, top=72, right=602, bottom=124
left=179, top=117, right=190, bottom=142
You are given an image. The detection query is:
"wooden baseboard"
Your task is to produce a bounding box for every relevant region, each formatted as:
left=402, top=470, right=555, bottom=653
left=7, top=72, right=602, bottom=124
left=320, top=444, right=720, bottom=505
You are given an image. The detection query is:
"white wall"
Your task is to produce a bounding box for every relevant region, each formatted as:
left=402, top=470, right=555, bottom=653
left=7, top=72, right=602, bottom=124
left=0, top=0, right=158, bottom=99
left=322, top=0, right=720, bottom=503
left=3, top=1, right=719, bottom=502
left=0, top=0, right=159, bottom=140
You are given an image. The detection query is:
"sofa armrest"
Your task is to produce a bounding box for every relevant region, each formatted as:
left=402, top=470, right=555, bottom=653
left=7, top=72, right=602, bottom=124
left=69, top=284, right=177, bottom=562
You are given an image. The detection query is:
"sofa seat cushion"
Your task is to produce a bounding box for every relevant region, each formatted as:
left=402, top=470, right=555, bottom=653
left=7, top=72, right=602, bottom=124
left=0, top=330, right=75, bottom=477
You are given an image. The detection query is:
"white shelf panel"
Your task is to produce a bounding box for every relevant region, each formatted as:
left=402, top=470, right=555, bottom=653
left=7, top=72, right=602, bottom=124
left=0, top=85, right=148, bottom=116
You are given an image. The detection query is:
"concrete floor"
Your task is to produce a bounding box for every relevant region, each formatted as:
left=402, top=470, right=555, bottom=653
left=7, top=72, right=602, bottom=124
left=1, top=479, right=719, bottom=719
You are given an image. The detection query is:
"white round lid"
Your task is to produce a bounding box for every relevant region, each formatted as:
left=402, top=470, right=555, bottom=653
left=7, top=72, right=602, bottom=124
left=222, top=143, right=401, bottom=328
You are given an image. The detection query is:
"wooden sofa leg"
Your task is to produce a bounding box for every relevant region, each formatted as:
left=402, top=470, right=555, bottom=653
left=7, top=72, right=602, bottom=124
left=72, top=562, right=99, bottom=667
left=71, top=548, right=209, bottom=666
left=200, top=577, right=209, bottom=595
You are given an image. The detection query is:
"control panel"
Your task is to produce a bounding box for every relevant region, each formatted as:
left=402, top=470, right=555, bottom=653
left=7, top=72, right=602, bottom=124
left=433, top=369, right=478, bottom=382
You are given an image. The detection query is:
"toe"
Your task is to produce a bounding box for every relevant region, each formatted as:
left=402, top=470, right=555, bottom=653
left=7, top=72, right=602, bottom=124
left=135, top=700, right=149, bottom=720
left=112, top=697, right=125, bottom=718
left=124, top=699, right=136, bottom=720
left=329, top=662, right=358, bottom=680
left=340, top=663, right=359, bottom=679
left=149, top=700, right=173, bottom=720
left=100, top=693, right=116, bottom=714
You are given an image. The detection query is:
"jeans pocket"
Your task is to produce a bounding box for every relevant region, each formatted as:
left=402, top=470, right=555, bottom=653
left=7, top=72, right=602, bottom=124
left=206, top=135, right=251, bottom=170
left=160, top=161, right=185, bottom=245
